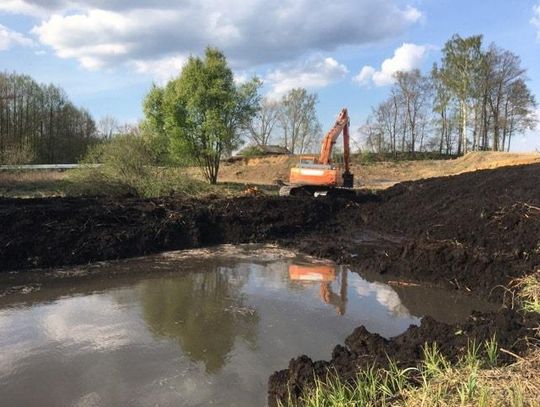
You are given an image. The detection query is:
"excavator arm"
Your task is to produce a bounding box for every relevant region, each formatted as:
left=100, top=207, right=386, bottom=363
left=318, top=108, right=350, bottom=168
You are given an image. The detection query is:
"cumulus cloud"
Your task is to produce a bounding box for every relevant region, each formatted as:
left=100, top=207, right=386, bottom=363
left=266, top=57, right=348, bottom=99
left=0, top=24, right=34, bottom=50
left=354, top=43, right=429, bottom=86
left=532, top=3, right=540, bottom=40
left=132, top=54, right=188, bottom=84
left=21, top=0, right=422, bottom=77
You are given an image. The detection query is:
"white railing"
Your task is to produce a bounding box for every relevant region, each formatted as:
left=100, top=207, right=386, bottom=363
left=0, top=164, right=101, bottom=171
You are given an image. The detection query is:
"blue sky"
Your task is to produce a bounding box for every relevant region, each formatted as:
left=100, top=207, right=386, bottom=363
left=1, top=0, right=539, bottom=151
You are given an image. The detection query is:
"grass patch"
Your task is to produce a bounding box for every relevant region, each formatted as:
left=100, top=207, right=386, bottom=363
left=0, top=170, right=75, bottom=198
left=0, top=168, right=278, bottom=199
left=513, top=270, right=540, bottom=314
left=68, top=165, right=215, bottom=198
left=283, top=341, right=540, bottom=407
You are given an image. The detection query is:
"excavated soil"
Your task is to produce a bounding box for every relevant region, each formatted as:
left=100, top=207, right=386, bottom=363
left=1, top=163, right=539, bottom=404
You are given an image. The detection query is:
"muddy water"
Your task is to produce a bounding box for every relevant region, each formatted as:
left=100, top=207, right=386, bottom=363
left=0, top=245, right=497, bottom=407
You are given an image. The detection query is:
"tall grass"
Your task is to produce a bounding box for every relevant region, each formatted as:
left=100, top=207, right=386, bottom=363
left=282, top=340, right=540, bottom=407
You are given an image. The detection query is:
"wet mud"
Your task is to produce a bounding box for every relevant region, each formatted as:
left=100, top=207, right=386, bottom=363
left=1, top=163, right=539, bottom=403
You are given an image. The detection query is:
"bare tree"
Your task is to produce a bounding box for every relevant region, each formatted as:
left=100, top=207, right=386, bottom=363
left=279, top=88, right=321, bottom=154
left=395, top=70, right=432, bottom=153
left=243, top=98, right=279, bottom=146
left=97, top=115, right=120, bottom=139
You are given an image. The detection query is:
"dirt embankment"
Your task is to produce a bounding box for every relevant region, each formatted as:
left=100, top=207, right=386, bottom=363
left=213, top=151, right=540, bottom=189
left=0, top=195, right=355, bottom=273
left=1, top=163, right=539, bottom=404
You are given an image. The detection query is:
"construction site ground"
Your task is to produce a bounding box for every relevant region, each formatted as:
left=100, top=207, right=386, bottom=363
left=213, top=151, right=540, bottom=189
left=1, top=152, right=539, bottom=403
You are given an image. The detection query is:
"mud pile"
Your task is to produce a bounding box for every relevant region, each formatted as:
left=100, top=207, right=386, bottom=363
left=0, top=195, right=355, bottom=272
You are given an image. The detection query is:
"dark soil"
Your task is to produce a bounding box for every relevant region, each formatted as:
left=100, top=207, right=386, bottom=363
left=0, top=195, right=353, bottom=272
left=1, top=164, right=539, bottom=404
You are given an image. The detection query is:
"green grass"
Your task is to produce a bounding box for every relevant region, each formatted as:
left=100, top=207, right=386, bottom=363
left=0, top=169, right=279, bottom=199
left=282, top=340, right=540, bottom=407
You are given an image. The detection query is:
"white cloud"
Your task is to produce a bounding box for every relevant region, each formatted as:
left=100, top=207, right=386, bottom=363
left=354, top=43, right=429, bottom=87
left=266, top=57, right=348, bottom=99
left=0, top=24, right=34, bottom=51
left=132, top=54, right=188, bottom=84
left=23, top=0, right=421, bottom=79
left=532, top=3, right=540, bottom=40
left=403, top=5, right=424, bottom=23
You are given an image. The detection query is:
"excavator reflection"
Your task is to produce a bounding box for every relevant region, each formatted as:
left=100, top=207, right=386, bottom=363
left=288, top=263, right=348, bottom=315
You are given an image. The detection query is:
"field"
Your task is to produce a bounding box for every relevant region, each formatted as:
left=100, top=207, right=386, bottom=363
left=1, top=153, right=539, bottom=404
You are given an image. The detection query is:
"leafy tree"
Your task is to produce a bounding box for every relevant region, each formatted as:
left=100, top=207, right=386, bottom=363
left=361, top=34, right=536, bottom=156
left=0, top=72, right=97, bottom=164
left=440, top=34, right=483, bottom=154
left=148, top=48, right=260, bottom=184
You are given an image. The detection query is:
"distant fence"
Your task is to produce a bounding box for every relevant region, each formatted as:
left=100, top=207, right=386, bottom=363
left=0, top=164, right=101, bottom=171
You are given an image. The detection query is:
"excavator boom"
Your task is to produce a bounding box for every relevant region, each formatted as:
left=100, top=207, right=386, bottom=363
left=318, top=108, right=349, bottom=167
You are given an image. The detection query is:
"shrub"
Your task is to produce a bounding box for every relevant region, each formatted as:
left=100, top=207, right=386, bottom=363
left=70, top=134, right=212, bottom=197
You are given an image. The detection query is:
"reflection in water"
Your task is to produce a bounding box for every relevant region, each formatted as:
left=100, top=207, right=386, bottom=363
left=141, top=266, right=258, bottom=373
left=0, top=246, right=499, bottom=407
left=351, top=278, right=412, bottom=318
left=289, top=263, right=348, bottom=315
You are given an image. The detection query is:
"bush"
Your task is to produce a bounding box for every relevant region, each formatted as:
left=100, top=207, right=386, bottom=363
left=70, top=134, right=212, bottom=197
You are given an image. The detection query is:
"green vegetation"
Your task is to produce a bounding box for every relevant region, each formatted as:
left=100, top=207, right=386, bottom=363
left=0, top=72, right=98, bottom=164
left=284, top=340, right=540, bottom=407
left=0, top=170, right=77, bottom=198
left=68, top=134, right=213, bottom=197
left=143, top=47, right=260, bottom=184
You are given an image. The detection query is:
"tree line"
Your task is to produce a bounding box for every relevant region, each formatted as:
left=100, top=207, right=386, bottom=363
left=0, top=72, right=98, bottom=164
left=362, top=35, right=537, bottom=155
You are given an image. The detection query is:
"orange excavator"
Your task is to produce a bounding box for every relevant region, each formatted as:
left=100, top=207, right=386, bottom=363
left=279, top=108, right=354, bottom=197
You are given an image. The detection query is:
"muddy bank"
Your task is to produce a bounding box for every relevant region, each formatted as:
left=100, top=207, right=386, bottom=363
left=269, top=164, right=540, bottom=403
left=268, top=308, right=540, bottom=402
left=0, top=195, right=357, bottom=272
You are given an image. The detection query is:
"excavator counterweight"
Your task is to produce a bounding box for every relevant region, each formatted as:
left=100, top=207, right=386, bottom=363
left=279, top=108, right=355, bottom=197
